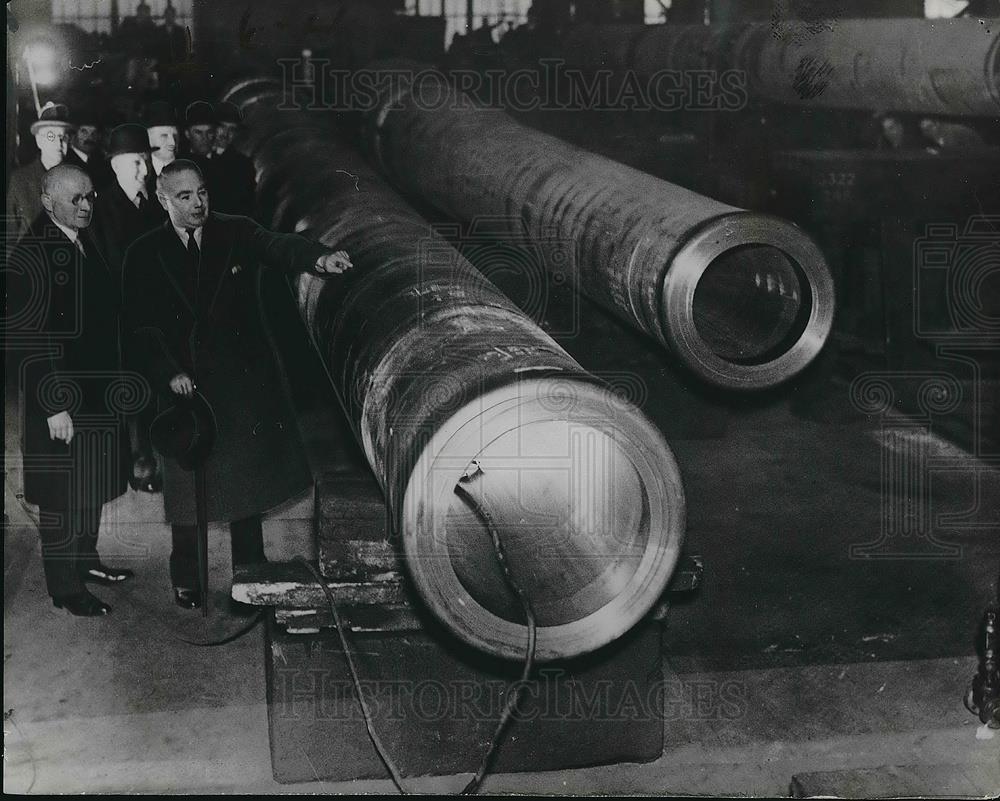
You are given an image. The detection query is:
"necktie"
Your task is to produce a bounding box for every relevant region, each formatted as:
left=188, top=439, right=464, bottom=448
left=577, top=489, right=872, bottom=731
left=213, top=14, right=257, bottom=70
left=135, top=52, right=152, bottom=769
left=74, top=237, right=86, bottom=258
left=135, top=192, right=146, bottom=211
left=186, top=228, right=200, bottom=261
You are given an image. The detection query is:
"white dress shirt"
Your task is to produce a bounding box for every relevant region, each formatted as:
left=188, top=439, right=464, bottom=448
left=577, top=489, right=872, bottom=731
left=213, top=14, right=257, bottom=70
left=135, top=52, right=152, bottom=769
left=172, top=224, right=203, bottom=250
left=71, top=146, right=89, bottom=164
left=50, top=216, right=85, bottom=255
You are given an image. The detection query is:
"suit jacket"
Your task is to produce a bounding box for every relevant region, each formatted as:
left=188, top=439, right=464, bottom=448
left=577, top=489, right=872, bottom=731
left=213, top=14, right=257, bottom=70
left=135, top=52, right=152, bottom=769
left=6, top=159, right=46, bottom=249
left=90, top=179, right=167, bottom=283
left=8, top=215, right=130, bottom=510
left=64, top=148, right=114, bottom=190
left=206, top=149, right=257, bottom=217
left=121, top=212, right=330, bottom=524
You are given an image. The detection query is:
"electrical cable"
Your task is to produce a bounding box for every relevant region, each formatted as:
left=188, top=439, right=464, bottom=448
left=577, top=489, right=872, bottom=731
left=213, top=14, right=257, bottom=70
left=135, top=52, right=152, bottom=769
left=254, top=171, right=537, bottom=794
left=293, top=555, right=411, bottom=795
left=454, top=476, right=537, bottom=795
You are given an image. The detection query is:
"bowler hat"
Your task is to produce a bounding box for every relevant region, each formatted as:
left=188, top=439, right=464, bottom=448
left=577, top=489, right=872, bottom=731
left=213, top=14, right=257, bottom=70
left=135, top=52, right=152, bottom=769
left=30, top=101, right=74, bottom=134
left=215, top=101, right=243, bottom=126
left=108, top=123, right=151, bottom=157
left=150, top=391, right=217, bottom=471
left=184, top=101, right=217, bottom=128
left=143, top=100, right=177, bottom=129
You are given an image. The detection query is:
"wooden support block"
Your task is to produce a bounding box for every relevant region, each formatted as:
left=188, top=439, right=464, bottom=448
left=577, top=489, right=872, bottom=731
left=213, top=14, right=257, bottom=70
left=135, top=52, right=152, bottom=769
left=791, top=764, right=1000, bottom=798
left=264, top=616, right=664, bottom=783
left=232, top=562, right=406, bottom=607
left=275, top=604, right=423, bottom=633
left=315, top=469, right=400, bottom=580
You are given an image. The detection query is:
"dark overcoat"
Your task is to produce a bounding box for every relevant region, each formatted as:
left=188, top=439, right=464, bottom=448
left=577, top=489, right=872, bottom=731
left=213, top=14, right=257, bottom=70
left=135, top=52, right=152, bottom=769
left=5, top=159, right=46, bottom=248
left=64, top=148, right=114, bottom=191
left=121, top=212, right=328, bottom=524
left=206, top=149, right=257, bottom=217
left=90, top=179, right=166, bottom=283
left=10, top=215, right=130, bottom=511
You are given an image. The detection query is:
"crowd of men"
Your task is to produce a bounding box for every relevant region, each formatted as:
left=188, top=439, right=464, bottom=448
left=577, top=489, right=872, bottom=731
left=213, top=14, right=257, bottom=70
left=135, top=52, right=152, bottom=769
left=6, top=95, right=352, bottom=618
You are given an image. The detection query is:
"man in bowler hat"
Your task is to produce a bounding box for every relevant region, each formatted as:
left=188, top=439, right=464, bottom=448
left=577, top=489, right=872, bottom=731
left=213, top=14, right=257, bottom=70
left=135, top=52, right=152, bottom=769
left=90, top=123, right=168, bottom=493
left=121, top=160, right=352, bottom=609
left=6, top=102, right=71, bottom=247
left=142, top=100, right=179, bottom=199
left=8, top=164, right=133, bottom=616
left=91, top=124, right=166, bottom=281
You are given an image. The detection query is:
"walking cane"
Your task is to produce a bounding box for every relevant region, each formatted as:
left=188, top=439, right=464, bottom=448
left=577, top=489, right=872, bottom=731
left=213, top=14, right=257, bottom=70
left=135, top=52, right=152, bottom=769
left=150, top=389, right=217, bottom=618
left=194, top=464, right=209, bottom=618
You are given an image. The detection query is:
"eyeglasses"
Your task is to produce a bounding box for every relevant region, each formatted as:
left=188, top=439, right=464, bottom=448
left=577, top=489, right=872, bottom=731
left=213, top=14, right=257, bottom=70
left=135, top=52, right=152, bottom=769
left=70, top=191, right=98, bottom=205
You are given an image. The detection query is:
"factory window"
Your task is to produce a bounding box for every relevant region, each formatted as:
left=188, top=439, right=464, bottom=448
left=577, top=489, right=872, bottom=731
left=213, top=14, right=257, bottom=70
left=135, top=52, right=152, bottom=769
left=51, top=0, right=193, bottom=36
left=644, top=0, right=671, bottom=23
left=404, top=0, right=534, bottom=48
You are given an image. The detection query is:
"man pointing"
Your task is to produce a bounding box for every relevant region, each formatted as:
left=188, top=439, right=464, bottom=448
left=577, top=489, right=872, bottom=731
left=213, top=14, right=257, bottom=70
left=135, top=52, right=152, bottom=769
left=121, top=160, right=351, bottom=610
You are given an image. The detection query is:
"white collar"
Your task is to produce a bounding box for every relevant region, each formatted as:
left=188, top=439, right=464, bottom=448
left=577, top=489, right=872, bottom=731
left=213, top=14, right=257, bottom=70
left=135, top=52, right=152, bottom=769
left=49, top=215, right=80, bottom=244
left=71, top=146, right=90, bottom=163
left=173, top=223, right=203, bottom=248
left=151, top=156, right=173, bottom=175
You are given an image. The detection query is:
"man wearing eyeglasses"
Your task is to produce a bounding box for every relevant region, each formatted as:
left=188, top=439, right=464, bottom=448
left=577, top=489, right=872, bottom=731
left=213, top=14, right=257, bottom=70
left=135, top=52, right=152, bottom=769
left=8, top=164, right=133, bottom=617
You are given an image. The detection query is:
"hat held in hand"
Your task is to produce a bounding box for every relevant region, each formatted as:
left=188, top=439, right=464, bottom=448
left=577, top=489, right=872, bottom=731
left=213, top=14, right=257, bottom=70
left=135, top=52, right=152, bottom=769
left=150, top=391, right=216, bottom=471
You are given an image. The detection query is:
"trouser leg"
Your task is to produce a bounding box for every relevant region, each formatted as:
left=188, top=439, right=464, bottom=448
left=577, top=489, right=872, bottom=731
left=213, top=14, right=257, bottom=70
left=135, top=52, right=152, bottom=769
left=229, top=514, right=265, bottom=569
left=170, top=523, right=198, bottom=589
left=76, top=504, right=103, bottom=572
left=37, top=506, right=86, bottom=599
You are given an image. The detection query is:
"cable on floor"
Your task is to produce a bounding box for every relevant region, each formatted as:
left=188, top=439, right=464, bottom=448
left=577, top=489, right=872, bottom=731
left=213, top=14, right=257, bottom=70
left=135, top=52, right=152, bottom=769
left=454, top=474, right=537, bottom=795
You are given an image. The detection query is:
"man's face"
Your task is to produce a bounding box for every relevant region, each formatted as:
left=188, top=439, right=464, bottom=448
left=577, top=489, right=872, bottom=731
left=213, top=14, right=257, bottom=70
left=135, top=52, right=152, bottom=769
left=185, top=124, right=215, bottom=157
left=214, top=121, right=238, bottom=152
left=148, top=125, right=178, bottom=160
left=34, top=125, right=69, bottom=161
left=157, top=168, right=209, bottom=229
left=111, top=152, right=149, bottom=197
left=43, top=170, right=95, bottom=231
left=73, top=124, right=101, bottom=154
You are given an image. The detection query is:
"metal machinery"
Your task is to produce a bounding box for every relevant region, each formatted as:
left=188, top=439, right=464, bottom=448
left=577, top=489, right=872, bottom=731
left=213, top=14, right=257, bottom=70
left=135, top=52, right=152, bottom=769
left=558, top=14, right=1000, bottom=734
left=363, top=62, right=836, bottom=392
left=554, top=17, right=1000, bottom=452
left=223, top=80, right=701, bottom=782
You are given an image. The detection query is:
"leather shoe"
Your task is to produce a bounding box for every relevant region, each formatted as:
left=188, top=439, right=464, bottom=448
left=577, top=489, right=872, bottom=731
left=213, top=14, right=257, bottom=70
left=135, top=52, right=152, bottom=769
left=83, top=564, right=135, bottom=585
left=173, top=587, right=202, bottom=609
left=129, top=456, right=162, bottom=493
left=53, top=591, right=111, bottom=617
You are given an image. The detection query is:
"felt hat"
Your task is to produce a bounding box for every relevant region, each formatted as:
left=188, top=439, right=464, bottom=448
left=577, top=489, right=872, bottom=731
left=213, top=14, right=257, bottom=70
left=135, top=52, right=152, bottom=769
left=107, top=123, right=151, bottom=157
left=30, top=101, right=74, bottom=134
left=143, top=100, right=178, bottom=129
left=214, top=101, right=243, bottom=126
left=149, top=391, right=217, bottom=471
left=184, top=100, right=217, bottom=127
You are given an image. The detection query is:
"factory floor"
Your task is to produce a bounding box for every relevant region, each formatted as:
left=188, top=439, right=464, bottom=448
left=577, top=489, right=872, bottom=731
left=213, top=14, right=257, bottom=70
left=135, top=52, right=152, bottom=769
left=4, top=381, right=999, bottom=795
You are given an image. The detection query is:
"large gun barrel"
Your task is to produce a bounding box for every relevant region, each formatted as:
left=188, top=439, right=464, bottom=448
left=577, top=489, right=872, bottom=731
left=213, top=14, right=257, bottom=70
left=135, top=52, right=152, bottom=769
left=363, top=65, right=835, bottom=391
left=563, top=18, right=1000, bottom=117
left=224, top=83, right=686, bottom=662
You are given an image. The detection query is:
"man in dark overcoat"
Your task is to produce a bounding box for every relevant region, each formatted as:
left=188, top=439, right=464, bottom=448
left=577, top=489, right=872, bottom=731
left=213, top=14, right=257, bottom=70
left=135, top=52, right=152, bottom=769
left=8, top=164, right=133, bottom=616
left=121, top=161, right=352, bottom=609
left=91, top=124, right=167, bottom=283
left=208, top=102, right=257, bottom=217
left=6, top=102, right=71, bottom=249
left=90, top=123, right=167, bottom=492
left=63, top=106, right=113, bottom=190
